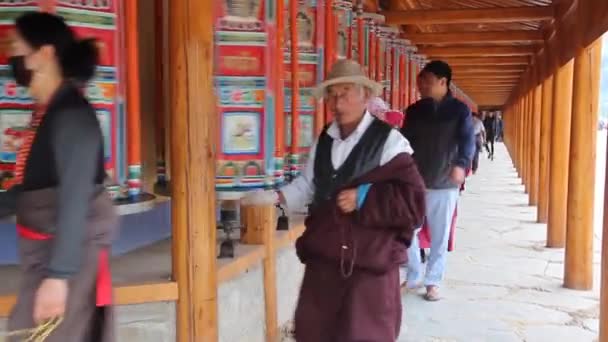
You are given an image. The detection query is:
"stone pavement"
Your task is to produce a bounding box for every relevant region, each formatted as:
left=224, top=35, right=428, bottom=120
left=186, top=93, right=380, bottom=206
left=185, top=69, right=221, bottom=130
left=400, top=142, right=603, bottom=342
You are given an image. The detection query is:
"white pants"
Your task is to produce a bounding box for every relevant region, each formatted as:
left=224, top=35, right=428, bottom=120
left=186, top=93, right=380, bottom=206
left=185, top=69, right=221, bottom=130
left=406, top=188, right=459, bottom=287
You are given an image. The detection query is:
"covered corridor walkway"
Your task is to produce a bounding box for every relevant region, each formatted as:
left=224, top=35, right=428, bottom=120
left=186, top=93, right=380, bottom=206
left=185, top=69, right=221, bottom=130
left=163, top=0, right=608, bottom=340
left=401, top=142, right=603, bottom=341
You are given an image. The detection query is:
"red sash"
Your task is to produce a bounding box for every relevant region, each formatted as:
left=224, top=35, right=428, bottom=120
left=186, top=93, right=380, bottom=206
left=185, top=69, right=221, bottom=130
left=16, top=224, right=113, bottom=307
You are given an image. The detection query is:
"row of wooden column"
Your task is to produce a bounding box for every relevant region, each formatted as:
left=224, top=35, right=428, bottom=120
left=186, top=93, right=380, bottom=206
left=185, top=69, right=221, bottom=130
left=503, top=1, right=607, bottom=340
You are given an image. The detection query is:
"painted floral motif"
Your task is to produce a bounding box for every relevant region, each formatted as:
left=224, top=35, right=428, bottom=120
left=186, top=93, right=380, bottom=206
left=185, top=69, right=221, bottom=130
left=58, top=0, right=111, bottom=8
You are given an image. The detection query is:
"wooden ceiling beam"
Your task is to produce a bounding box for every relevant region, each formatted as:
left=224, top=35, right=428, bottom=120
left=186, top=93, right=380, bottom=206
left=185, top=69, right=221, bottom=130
left=458, top=88, right=515, bottom=91
left=454, top=74, right=521, bottom=77
left=459, top=85, right=515, bottom=89
left=437, top=56, right=530, bottom=66
left=460, top=82, right=516, bottom=84
left=419, top=45, right=536, bottom=57
left=382, top=6, right=555, bottom=25
left=406, top=30, right=544, bottom=44
left=464, top=91, right=512, bottom=94
left=471, top=97, right=510, bottom=101
left=454, top=74, right=522, bottom=79
left=454, top=77, right=515, bottom=84
left=464, top=88, right=513, bottom=91
left=452, top=67, right=525, bottom=73
left=458, top=87, right=515, bottom=90
left=476, top=102, right=508, bottom=106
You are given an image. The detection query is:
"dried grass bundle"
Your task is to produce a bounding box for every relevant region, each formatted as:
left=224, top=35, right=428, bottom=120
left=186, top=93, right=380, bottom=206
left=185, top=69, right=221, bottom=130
left=0, top=316, right=63, bottom=342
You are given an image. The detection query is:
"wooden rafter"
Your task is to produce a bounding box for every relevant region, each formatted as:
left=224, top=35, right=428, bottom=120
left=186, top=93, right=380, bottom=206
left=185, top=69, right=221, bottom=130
left=458, top=88, right=516, bottom=91
left=382, top=6, right=555, bottom=25
left=464, top=87, right=513, bottom=90
left=419, top=45, right=536, bottom=57
left=459, top=85, right=516, bottom=89
left=456, top=82, right=517, bottom=86
left=454, top=74, right=522, bottom=79
left=465, top=91, right=512, bottom=94
left=452, top=67, right=526, bottom=73
left=438, top=56, right=530, bottom=66
left=406, top=31, right=544, bottom=44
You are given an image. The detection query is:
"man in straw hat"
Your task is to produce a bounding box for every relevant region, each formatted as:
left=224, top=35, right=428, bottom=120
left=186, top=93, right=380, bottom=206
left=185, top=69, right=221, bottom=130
left=243, top=59, right=426, bottom=341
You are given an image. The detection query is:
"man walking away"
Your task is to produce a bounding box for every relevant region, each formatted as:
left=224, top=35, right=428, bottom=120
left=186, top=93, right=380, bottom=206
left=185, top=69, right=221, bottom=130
left=496, top=113, right=504, bottom=142
left=471, top=112, right=485, bottom=174
left=483, top=111, right=497, bottom=160
left=400, top=60, right=475, bottom=301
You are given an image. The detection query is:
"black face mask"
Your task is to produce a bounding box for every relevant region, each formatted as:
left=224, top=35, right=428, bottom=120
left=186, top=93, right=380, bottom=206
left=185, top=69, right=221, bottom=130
left=8, top=56, right=32, bottom=87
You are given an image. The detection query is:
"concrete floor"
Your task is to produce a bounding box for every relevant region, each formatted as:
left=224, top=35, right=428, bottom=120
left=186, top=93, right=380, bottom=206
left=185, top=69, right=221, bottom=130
left=400, top=140, right=605, bottom=342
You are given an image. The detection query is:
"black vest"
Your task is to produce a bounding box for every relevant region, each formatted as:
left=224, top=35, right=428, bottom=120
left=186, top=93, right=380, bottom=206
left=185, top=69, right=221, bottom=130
left=311, top=118, right=392, bottom=208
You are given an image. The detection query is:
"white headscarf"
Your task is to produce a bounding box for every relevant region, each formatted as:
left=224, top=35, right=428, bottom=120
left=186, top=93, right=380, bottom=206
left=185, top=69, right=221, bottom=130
left=367, top=96, right=389, bottom=121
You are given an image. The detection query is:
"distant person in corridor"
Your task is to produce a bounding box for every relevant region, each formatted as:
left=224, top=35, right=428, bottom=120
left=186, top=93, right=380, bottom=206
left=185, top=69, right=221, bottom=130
left=484, top=111, right=498, bottom=160
left=472, top=112, right=485, bottom=174
left=400, top=60, right=475, bottom=301
left=242, top=60, right=426, bottom=341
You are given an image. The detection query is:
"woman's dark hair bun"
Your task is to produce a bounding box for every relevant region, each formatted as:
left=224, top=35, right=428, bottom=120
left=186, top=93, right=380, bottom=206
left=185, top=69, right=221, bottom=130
left=61, top=38, right=99, bottom=83
left=15, top=12, right=98, bottom=84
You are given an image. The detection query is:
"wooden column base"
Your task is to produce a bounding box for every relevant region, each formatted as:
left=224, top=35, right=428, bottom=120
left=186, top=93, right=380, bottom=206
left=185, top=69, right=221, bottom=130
left=241, top=204, right=278, bottom=342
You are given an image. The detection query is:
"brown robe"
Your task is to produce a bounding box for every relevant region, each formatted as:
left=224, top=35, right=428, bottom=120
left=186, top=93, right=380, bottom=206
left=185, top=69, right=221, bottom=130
left=8, top=188, right=118, bottom=342
left=294, top=153, right=426, bottom=341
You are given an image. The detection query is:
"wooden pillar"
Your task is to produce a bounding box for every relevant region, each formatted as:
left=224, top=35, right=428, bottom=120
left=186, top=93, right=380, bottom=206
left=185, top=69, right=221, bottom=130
left=169, top=0, right=218, bottom=340
left=547, top=59, right=575, bottom=248
left=374, top=35, right=381, bottom=82
left=564, top=37, right=603, bottom=290
left=346, top=12, right=353, bottom=59
left=125, top=0, right=142, bottom=196
left=600, top=122, right=608, bottom=342
left=325, top=0, right=336, bottom=74
left=529, top=71, right=543, bottom=206
left=512, top=106, right=516, bottom=154
left=522, top=89, right=530, bottom=189
left=240, top=204, right=279, bottom=341
left=517, top=100, right=523, bottom=173
left=369, top=28, right=376, bottom=79
left=274, top=0, right=285, bottom=170
left=410, top=58, right=418, bottom=104
left=404, top=54, right=410, bottom=106
left=511, top=103, right=517, bottom=168
left=390, top=45, right=397, bottom=107
left=518, top=97, right=524, bottom=176
left=398, top=52, right=406, bottom=109
left=290, top=0, right=300, bottom=159
left=510, top=103, right=515, bottom=164
left=154, top=0, right=168, bottom=189
left=356, top=2, right=364, bottom=66
left=324, top=0, right=336, bottom=124
left=515, top=100, right=521, bottom=173
left=538, top=69, right=554, bottom=223
left=526, top=87, right=533, bottom=192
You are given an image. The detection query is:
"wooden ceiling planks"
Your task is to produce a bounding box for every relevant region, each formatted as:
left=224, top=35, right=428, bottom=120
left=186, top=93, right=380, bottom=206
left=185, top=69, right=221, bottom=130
left=381, top=0, right=558, bottom=106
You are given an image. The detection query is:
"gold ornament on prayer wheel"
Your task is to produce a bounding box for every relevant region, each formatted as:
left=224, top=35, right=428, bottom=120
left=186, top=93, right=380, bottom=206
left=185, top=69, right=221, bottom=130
left=220, top=0, right=263, bottom=31
left=296, top=11, right=313, bottom=47
left=225, top=0, right=261, bottom=19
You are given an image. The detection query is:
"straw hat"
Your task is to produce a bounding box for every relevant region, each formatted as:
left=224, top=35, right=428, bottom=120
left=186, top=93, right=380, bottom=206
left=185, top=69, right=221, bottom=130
left=313, top=59, right=383, bottom=99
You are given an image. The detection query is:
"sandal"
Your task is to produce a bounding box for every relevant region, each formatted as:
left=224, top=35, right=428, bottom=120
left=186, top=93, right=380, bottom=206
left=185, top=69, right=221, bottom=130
left=424, top=286, right=441, bottom=301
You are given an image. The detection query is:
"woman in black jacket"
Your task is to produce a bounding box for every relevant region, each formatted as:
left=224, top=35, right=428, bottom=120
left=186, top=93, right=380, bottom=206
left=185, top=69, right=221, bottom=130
left=5, top=12, right=117, bottom=341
